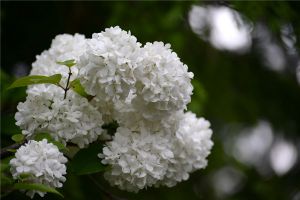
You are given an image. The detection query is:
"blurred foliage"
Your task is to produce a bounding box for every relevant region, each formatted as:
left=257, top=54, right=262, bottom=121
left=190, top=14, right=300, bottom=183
left=1, top=1, right=300, bottom=200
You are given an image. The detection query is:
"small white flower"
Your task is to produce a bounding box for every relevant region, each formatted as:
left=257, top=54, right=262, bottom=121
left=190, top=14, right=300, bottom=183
left=10, top=139, right=67, bottom=198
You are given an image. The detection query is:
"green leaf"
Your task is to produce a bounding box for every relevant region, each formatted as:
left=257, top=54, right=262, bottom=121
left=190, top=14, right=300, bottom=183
left=70, top=79, right=90, bottom=98
left=14, top=183, right=63, bottom=198
left=70, top=143, right=106, bottom=175
left=6, top=149, right=17, bottom=153
left=0, top=156, right=14, bottom=172
left=18, top=173, right=33, bottom=181
left=11, top=134, right=24, bottom=143
left=8, top=74, right=62, bottom=89
left=57, top=59, right=76, bottom=68
left=1, top=174, right=14, bottom=186
left=34, top=133, right=66, bottom=151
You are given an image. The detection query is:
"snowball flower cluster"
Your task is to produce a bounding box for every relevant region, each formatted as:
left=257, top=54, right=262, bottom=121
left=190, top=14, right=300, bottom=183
left=10, top=139, right=67, bottom=198
left=15, top=84, right=104, bottom=148
left=100, top=126, right=174, bottom=192
left=12, top=26, right=213, bottom=195
left=30, top=33, right=86, bottom=84
left=101, top=112, right=213, bottom=191
left=15, top=33, right=104, bottom=148
left=158, top=112, right=213, bottom=187
left=78, top=27, right=194, bottom=123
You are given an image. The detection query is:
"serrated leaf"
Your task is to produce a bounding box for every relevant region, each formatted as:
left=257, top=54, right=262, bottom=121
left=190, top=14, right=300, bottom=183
left=34, top=133, right=66, bottom=151
left=8, top=74, right=62, bottom=89
left=57, top=59, right=76, bottom=68
left=70, top=79, right=90, bottom=98
left=14, top=183, right=63, bottom=198
left=11, top=134, right=24, bottom=143
left=70, top=143, right=106, bottom=175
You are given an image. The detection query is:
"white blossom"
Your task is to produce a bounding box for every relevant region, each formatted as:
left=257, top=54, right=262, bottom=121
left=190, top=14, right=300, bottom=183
left=131, top=42, right=194, bottom=121
left=30, top=33, right=87, bottom=85
left=78, top=26, right=142, bottom=107
left=159, top=112, right=213, bottom=187
left=112, top=41, right=194, bottom=129
left=10, top=139, right=67, bottom=198
left=15, top=85, right=104, bottom=148
left=12, top=26, right=213, bottom=194
left=99, top=126, right=174, bottom=192
left=100, top=112, right=213, bottom=192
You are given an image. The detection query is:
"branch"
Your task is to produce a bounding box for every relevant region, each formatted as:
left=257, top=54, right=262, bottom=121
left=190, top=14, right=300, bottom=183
left=87, top=175, right=126, bottom=200
left=0, top=142, right=25, bottom=159
left=64, top=67, right=72, bottom=99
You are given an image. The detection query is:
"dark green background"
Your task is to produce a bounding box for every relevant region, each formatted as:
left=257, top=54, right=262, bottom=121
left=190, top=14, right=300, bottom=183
left=1, top=1, right=300, bottom=200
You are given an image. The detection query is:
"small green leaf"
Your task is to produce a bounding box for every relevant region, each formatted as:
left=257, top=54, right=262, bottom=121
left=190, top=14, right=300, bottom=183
left=57, top=59, right=76, bottom=68
left=70, top=143, right=106, bottom=175
left=8, top=74, right=62, bottom=89
left=18, top=173, right=33, bottom=181
left=51, top=141, right=66, bottom=151
left=34, top=133, right=66, bottom=151
left=0, top=156, right=14, bottom=172
left=11, top=134, right=24, bottom=143
left=14, top=183, right=64, bottom=198
left=70, top=79, right=90, bottom=98
left=6, top=149, right=17, bottom=153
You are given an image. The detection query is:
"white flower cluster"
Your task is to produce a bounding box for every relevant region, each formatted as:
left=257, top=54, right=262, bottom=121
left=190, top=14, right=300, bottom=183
left=100, top=111, right=213, bottom=191
left=10, top=139, right=67, bottom=198
left=12, top=26, right=213, bottom=195
left=100, top=126, right=174, bottom=192
left=91, top=27, right=213, bottom=192
left=16, top=85, right=104, bottom=148
left=78, top=27, right=194, bottom=124
left=15, top=34, right=104, bottom=148
left=30, top=33, right=86, bottom=84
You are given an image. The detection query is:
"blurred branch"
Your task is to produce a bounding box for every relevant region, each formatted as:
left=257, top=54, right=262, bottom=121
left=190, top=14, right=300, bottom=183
left=0, top=142, right=25, bottom=159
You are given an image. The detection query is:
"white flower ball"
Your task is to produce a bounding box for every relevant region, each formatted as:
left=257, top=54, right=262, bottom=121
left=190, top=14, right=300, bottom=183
left=10, top=139, right=67, bottom=198
left=159, top=112, right=213, bottom=187
left=135, top=42, right=193, bottom=119
left=99, top=112, right=213, bottom=192
left=78, top=26, right=142, bottom=107
left=99, top=126, right=174, bottom=192
left=30, top=33, right=87, bottom=85
left=115, top=41, right=194, bottom=126
left=15, top=85, right=104, bottom=148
